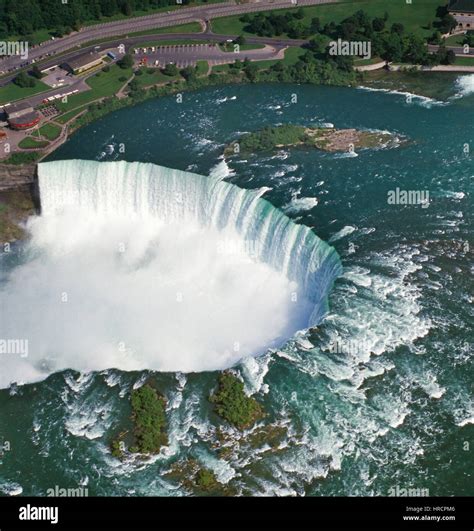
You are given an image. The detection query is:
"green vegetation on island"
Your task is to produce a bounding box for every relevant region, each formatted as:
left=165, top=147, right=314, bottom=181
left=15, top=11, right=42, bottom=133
left=210, top=372, right=264, bottom=430
left=110, top=383, right=168, bottom=458
left=195, top=468, right=220, bottom=492
left=164, top=459, right=231, bottom=495
left=130, top=384, right=167, bottom=453
left=225, top=124, right=400, bottom=155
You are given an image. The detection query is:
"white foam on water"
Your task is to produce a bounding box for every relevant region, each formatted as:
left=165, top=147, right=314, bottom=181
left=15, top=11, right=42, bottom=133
left=282, top=194, right=318, bottom=215
left=453, top=74, right=474, bottom=98
left=209, top=158, right=235, bottom=181
left=329, top=225, right=357, bottom=243
left=357, top=85, right=449, bottom=108
left=0, top=160, right=341, bottom=387
left=0, top=481, right=23, bottom=496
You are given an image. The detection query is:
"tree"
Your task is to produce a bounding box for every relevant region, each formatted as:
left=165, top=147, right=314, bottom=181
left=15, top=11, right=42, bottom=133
left=235, top=34, right=246, bottom=46
left=30, top=65, right=43, bottom=79
left=180, top=65, right=196, bottom=81
left=121, top=1, right=132, bottom=16
left=465, top=31, right=474, bottom=47
left=287, top=20, right=309, bottom=39
left=294, top=7, right=305, bottom=20
left=306, top=34, right=327, bottom=54
left=128, top=79, right=139, bottom=91
left=380, top=33, right=404, bottom=62
left=117, top=53, right=133, bottom=69
left=231, top=59, right=243, bottom=70
left=428, top=31, right=443, bottom=45
left=391, top=23, right=405, bottom=35
left=163, top=63, right=179, bottom=76
left=403, top=35, right=429, bottom=65
left=13, top=71, right=35, bottom=88
left=330, top=54, right=353, bottom=73
left=439, top=14, right=457, bottom=34
left=340, top=21, right=357, bottom=40
left=243, top=61, right=259, bottom=81
left=445, top=49, right=456, bottom=64
left=310, top=17, right=321, bottom=33
left=372, top=17, right=385, bottom=32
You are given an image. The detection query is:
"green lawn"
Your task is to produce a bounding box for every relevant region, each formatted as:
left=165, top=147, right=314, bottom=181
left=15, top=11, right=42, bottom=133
left=211, top=63, right=232, bottom=73
left=55, top=107, right=86, bottom=124
left=56, top=65, right=133, bottom=112
left=134, top=68, right=179, bottom=88
left=454, top=56, right=474, bottom=66
left=354, top=56, right=384, bottom=66
left=3, top=151, right=42, bottom=164
left=211, top=0, right=444, bottom=38
left=196, top=60, right=209, bottom=76
left=444, top=34, right=468, bottom=46
left=38, top=122, right=62, bottom=140
left=254, top=46, right=306, bottom=69
left=0, top=79, right=50, bottom=105
left=18, top=136, right=49, bottom=149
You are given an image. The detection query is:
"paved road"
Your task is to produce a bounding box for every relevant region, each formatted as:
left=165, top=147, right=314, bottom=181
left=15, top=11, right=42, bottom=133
left=0, top=0, right=337, bottom=74
left=1, top=40, right=286, bottom=110
left=427, top=44, right=474, bottom=56
left=0, top=31, right=306, bottom=87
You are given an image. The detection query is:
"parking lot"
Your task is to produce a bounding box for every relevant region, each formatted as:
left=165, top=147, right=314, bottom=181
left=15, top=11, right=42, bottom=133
left=40, top=66, right=76, bottom=89
left=133, top=43, right=285, bottom=68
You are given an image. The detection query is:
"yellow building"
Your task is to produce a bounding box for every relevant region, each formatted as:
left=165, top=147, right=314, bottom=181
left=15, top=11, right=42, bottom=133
left=63, top=53, right=103, bottom=75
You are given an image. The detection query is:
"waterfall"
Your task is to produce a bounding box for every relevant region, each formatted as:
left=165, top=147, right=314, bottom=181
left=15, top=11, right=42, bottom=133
left=0, top=159, right=342, bottom=386
left=38, top=159, right=342, bottom=324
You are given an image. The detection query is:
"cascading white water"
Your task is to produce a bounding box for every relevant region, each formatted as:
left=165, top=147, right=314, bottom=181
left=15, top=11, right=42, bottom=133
left=0, top=160, right=341, bottom=387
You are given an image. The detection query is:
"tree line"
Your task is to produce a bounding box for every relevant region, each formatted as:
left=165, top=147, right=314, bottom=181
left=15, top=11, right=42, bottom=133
left=241, top=7, right=459, bottom=66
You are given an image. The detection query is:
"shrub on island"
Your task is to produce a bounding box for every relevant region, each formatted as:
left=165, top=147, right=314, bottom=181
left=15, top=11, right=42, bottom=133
left=130, top=384, right=167, bottom=453
left=210, top=372, right=264, bottom=430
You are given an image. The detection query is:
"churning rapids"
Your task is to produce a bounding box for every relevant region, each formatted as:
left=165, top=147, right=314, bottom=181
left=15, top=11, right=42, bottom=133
left=0, top=160, right=341, bottom=387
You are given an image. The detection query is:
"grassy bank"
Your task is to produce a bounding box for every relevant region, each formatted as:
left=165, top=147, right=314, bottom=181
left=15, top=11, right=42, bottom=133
left=211, top=0, right=444, bottom=38
left=0, top=79, right=50, bottom=105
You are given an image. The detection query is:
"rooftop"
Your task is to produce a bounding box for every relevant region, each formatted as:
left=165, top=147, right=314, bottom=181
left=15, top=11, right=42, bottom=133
left=8, top=110, right=40, bottom=126
left=448, top=0, right=474, bottom=12
left=64, top=52, right=103, bottom=71
left=6, top=101, right=33, bottom=115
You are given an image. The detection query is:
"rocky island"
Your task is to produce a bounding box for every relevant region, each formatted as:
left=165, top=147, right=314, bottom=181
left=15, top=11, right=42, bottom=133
left=225, top=124, right=404, bottom=156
